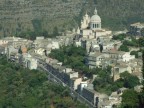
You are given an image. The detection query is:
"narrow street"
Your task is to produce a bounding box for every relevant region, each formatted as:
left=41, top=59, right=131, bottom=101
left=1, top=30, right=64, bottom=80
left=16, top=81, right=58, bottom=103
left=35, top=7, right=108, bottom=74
left=38, top=62, right=96, bottom=108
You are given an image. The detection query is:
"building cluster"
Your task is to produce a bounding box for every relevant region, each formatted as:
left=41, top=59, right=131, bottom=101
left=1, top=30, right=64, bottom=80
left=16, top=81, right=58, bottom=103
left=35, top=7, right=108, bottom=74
left=73, top=8, right=143, bottom=83
left=0, top=36, right=37, bottom=70
left=0, top=8, right=143, bottom=108
left=129, top=22, right=144, bottom=36
left=43, top=57, right=124, bottom=108
left=33, top=33, right=74, bottom=56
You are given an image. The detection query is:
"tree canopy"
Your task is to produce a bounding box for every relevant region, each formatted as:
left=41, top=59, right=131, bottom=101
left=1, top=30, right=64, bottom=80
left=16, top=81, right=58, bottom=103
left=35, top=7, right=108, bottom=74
left=0, top=55, right=87, bottom=108
left=121, top=89, right=139, bottom=108
left=123, top=39, right=138, bottom=47
left=130, top=51, right=140, bottom=58
left=138, top=37, right=144, bottom=47
left=93, top=71, right=140, bottom=95
left=120, top=72, right=140, bottom=88
left=112, top=34, right=126, bottom=41
left=49, top=45, right=89, bottom=75
left=118, top=44, right=129, bottom=52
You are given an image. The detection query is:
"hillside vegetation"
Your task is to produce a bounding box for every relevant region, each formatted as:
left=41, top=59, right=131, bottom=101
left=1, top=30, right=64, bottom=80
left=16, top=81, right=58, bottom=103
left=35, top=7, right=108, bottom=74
left=0, top=56, right=87, bottom=108
left=0, top=0, right=144, bottom=37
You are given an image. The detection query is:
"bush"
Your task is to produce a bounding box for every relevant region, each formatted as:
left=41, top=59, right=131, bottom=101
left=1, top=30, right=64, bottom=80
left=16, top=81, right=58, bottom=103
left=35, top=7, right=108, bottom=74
left=118, top=45, right=129, bottom=52
left=112, top=34, right=126, bottom=40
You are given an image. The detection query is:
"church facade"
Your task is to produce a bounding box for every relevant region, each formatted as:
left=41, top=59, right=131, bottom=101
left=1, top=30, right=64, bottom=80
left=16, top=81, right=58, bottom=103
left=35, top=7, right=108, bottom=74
left=77, top=8, right=112, bottom=39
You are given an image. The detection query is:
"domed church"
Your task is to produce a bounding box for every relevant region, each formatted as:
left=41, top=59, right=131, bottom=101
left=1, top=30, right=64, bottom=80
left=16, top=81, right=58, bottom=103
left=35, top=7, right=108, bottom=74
left=77, top=8, right=112, bottom=39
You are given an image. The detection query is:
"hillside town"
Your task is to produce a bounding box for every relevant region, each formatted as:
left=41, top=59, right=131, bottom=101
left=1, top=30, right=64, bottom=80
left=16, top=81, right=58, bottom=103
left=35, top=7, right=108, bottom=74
left=0, top=8, right=144, bottom=108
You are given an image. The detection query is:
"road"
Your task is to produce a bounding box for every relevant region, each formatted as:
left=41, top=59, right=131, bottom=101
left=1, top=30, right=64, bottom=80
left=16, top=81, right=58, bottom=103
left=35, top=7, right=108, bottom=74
left=28, top=50, right=97, bottom=108
left=38, top=62, right=96, bottom=108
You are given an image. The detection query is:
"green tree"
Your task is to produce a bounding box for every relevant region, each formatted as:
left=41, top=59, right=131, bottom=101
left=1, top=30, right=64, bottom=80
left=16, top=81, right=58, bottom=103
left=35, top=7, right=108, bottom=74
left=42, top=30, right=49, bottom=38
left=138, top=37, right=144, bottom=47
left=121, top=89, right=139, bottom=108
left=49, top=45, right=88, bottom=75
left=120, top=71, right=140, bottom=88
left=53, top=26, right=59, bottom=36
left=0, top=56, right=87, bottom=108
left=130, top=51, right=139, bottom=58
left=112, top=34, right=126, bottom=41
left=32, top=19, right=42, bottom=32
left=123, top=40, right=138, bottom=47
left=118, top=45, right=129, bottom=52
left=138, top=50, right=144, bottom=108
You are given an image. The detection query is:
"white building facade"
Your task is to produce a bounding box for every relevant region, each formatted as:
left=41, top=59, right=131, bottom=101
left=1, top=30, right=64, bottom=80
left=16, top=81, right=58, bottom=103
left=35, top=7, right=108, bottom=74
left=77, top=8, right=112, bottom=40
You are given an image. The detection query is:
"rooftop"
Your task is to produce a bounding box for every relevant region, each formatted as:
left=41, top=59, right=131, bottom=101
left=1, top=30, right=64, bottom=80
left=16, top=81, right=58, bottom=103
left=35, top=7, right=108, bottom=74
left=108, top=50, right=126, bottom=55
left=130, top=22, right=144, bottom=28
left=88, top=52, right=102, bottom=57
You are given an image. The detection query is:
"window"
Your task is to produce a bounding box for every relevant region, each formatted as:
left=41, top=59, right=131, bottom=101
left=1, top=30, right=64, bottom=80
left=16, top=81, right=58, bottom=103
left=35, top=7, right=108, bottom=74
left=93, top=24, right=95, bottom=28
left=97, top=24, right=99, bottom=28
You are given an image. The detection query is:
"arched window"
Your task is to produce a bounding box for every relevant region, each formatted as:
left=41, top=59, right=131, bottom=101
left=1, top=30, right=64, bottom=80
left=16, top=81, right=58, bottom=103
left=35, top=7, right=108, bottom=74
left=93, top=24, right=95, bottom=28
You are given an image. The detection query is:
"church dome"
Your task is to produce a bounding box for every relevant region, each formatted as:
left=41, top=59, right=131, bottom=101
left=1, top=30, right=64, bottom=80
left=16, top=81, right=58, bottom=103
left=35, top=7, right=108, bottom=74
left=91, top=15, right=101, bottom=22
left=90, top=8, right=101, bottom=23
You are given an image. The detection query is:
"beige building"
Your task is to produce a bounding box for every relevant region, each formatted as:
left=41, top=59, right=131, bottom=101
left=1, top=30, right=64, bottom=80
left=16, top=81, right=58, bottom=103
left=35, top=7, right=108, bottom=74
left=34, top=48, right=45, bottom=56
left=113, top=64, right=132, bottom=74
left=62, top=68, right=82, bottom=90
left=71, top=77, right=82, bottom=90
left=77, top=8, right=112, bottom=40
left=21, top=53, right=38, bottom=70
left=112, top=63, right=132, bottom=81
left=0, top=40, right=8, bottom=45
left=86, top=52, right=105, bottom=69
left=106, top=50, right=135, bottom=62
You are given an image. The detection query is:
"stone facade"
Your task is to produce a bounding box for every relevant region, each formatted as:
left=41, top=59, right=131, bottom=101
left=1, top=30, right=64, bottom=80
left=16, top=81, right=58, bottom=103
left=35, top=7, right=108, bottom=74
left=129, top=22, right=144, bottom=36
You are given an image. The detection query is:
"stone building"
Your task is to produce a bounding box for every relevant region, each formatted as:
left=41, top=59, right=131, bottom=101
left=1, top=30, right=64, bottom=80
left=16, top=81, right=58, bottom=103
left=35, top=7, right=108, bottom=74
left=82, top=84, right=108, bottom=108
left=75, top=7, right=112, bottom=54
left=22, top=53, right=38, bottom=70
left=129, top=22, right=144, bottom=36
left=77, top=8, right=112, bottom=40
left=86, top=52, right=105, bottom=69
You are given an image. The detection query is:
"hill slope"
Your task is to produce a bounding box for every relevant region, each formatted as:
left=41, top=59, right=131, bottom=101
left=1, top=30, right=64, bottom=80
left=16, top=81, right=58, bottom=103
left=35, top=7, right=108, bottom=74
left=0, top=56, right=87, bottom=108
left=0, top=0, right=144, bottom=37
